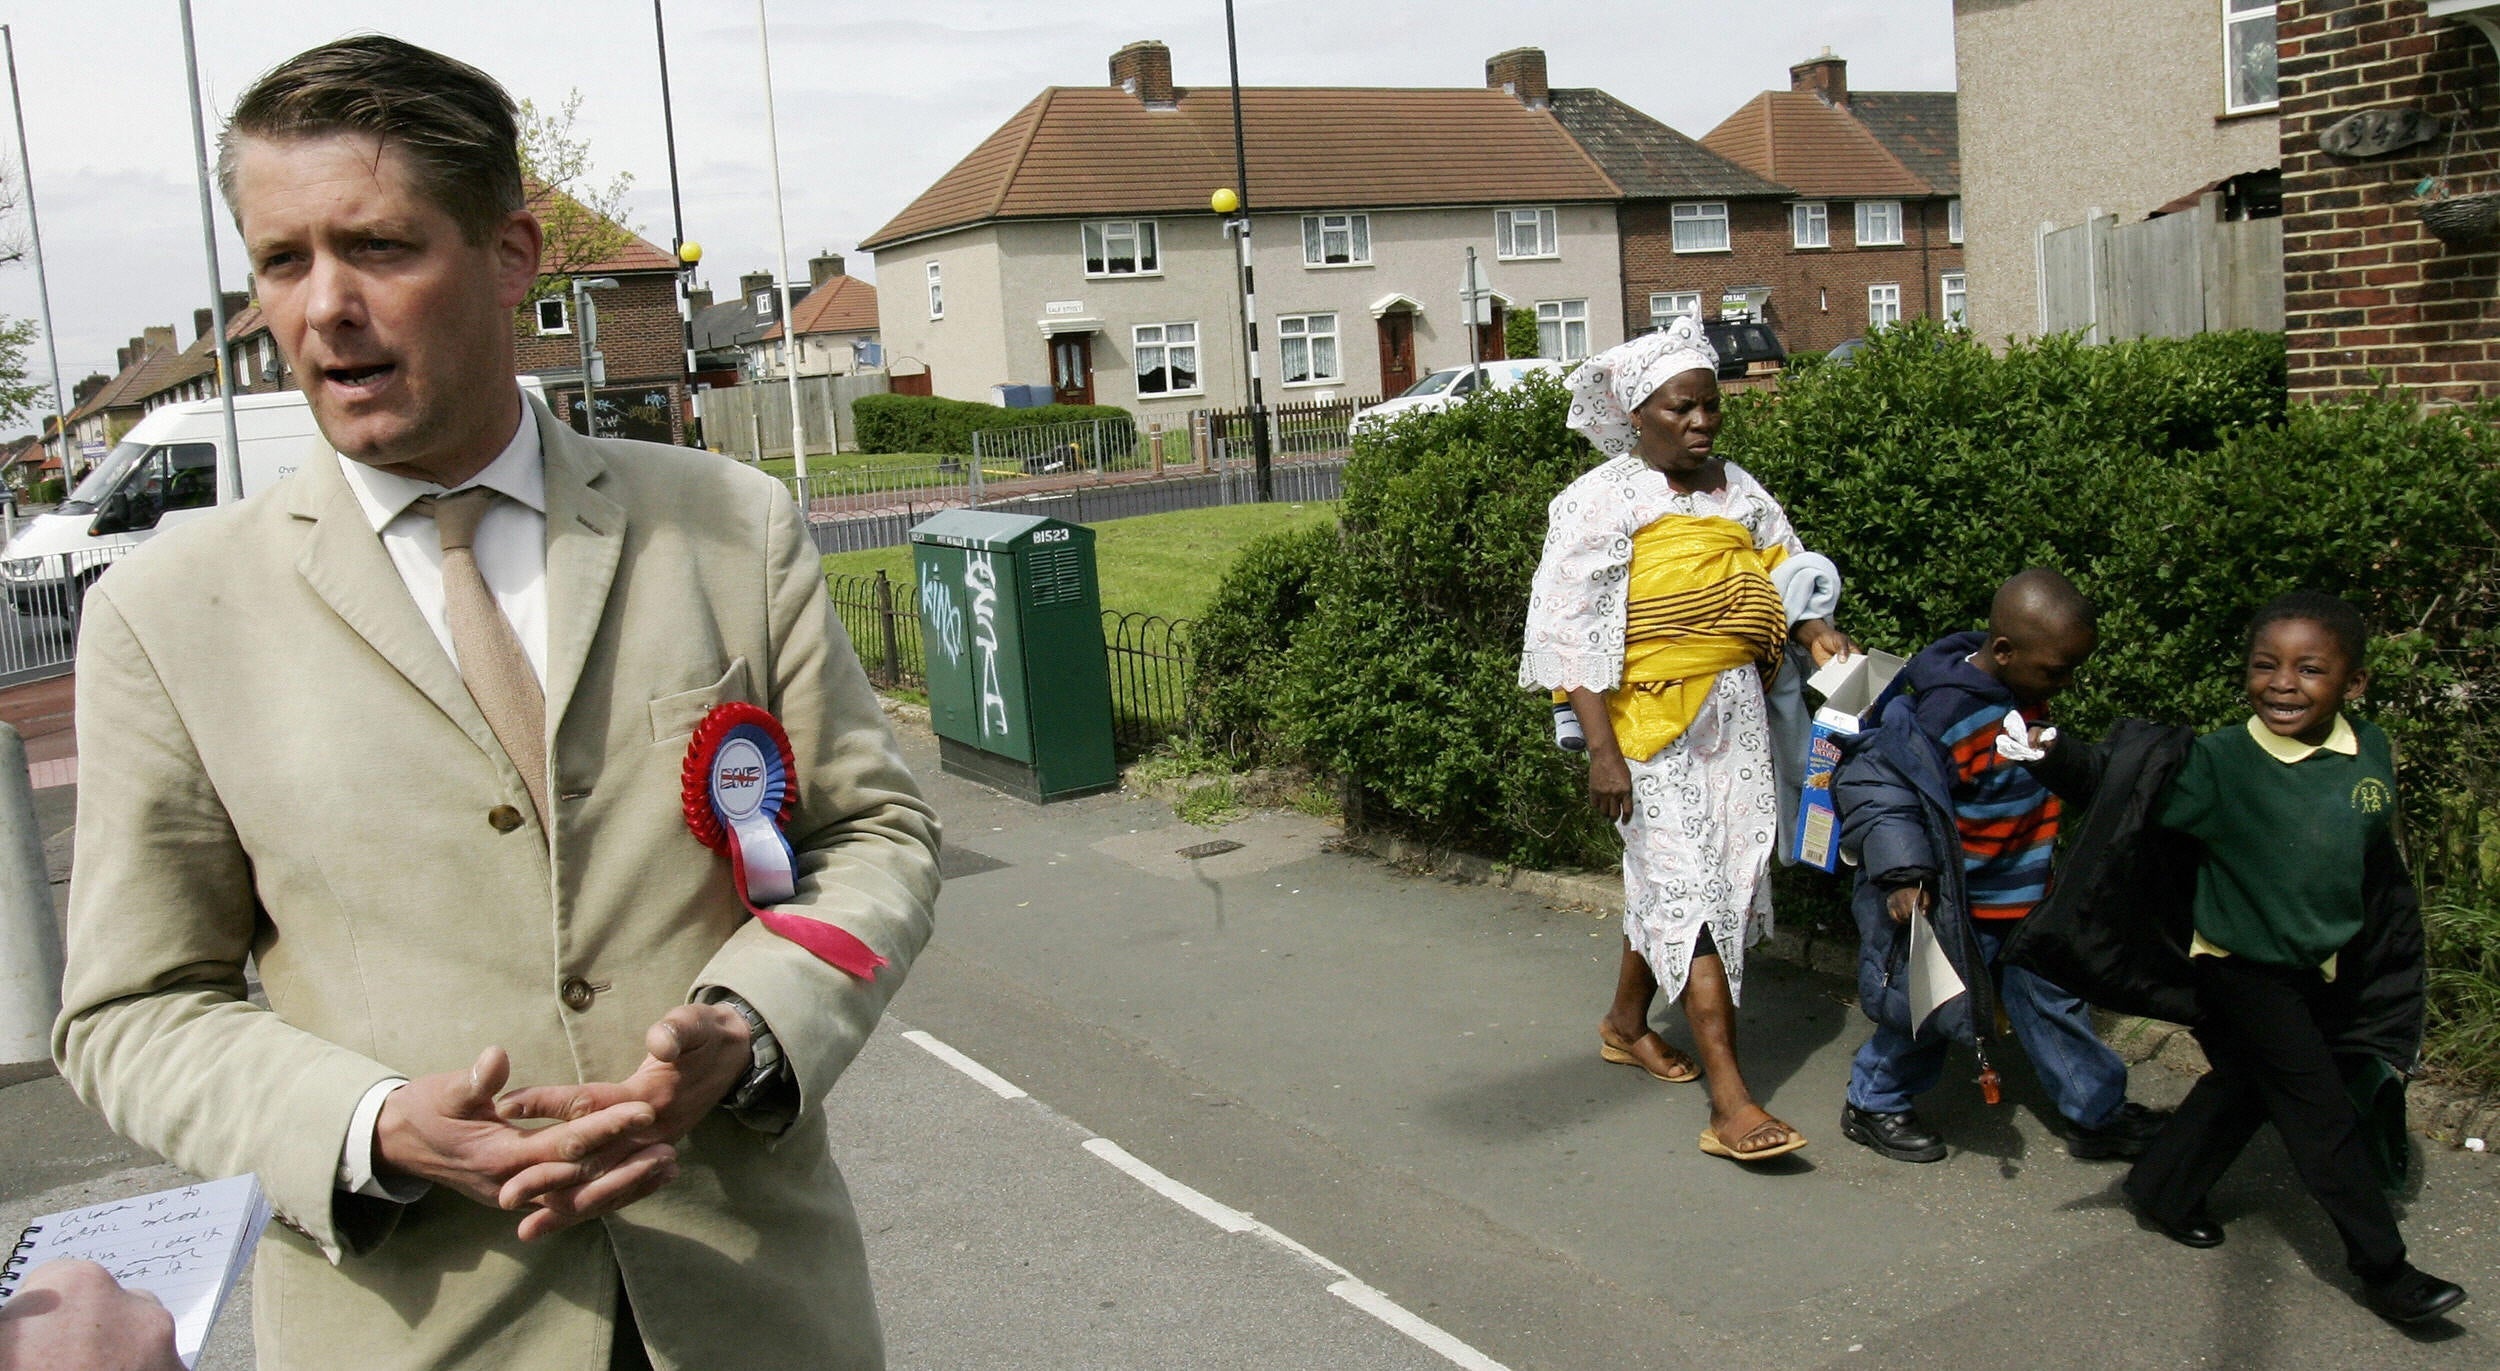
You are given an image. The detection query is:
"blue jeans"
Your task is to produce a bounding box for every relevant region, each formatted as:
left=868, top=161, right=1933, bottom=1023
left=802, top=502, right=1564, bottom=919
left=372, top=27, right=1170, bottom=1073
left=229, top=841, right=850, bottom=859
left=1846, top=921, right=2129, bottom=1128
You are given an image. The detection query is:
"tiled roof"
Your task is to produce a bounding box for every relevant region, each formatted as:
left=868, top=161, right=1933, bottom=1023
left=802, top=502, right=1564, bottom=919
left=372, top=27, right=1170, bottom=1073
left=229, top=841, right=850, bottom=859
left=863, top=85, right=1621, bottom=249
left=134, top=330, right=223, bottom=405
left=65, top=334, right=187, bottom=424
left=225, top=302, right=267, bottom=341
left=1701, top=91, right=1935, bottom=200
left=1547, top=88, right=1789, bottom=199
left=759, top=275, right=879, bottom=340
left=1846, top=91, right=1959, bottom=196
left=527, top=183, right=679, bottom=274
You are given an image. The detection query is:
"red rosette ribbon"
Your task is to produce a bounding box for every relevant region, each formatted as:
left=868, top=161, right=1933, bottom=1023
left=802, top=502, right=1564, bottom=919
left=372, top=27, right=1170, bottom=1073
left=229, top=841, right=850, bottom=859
left=682, top=702, right=886, bottom=980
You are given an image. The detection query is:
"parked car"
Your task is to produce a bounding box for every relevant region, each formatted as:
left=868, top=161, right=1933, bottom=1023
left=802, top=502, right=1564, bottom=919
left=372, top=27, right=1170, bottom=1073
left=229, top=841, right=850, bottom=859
left=1348, top=358, right=1564, bottom=437
left=1703, top=317, right=1787, bottom=378
left=1, top=379, right=547, bottom=615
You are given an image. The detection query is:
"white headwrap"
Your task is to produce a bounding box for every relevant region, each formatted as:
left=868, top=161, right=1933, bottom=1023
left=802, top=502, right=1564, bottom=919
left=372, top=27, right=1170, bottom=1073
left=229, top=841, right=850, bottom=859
left=1563, top=316, right=1720, bottom=456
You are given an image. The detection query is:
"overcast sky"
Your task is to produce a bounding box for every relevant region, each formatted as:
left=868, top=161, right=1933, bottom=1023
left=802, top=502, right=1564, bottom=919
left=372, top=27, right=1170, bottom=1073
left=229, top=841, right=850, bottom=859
left=0, top=1, right=1953, bottom=416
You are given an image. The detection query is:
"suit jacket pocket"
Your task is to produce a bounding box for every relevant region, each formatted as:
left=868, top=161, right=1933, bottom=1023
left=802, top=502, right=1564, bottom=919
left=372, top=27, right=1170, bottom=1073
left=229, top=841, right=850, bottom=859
left=649, top=657, right=752, bottom=742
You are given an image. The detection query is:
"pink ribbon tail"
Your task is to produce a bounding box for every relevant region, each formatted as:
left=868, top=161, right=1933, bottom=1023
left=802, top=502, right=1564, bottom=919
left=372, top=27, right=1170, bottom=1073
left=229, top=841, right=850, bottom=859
left=753, top=907, right=889, bottom=980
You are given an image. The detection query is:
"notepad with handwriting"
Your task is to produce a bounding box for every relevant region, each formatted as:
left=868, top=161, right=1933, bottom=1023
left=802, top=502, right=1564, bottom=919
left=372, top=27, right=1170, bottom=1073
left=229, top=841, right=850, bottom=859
left=0, top=1173, right=270, bottom=1368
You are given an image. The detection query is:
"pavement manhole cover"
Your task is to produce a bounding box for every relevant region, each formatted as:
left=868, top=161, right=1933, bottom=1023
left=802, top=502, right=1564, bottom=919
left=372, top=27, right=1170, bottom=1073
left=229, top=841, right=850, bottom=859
left=1175, top=839, right=1245, bottom=860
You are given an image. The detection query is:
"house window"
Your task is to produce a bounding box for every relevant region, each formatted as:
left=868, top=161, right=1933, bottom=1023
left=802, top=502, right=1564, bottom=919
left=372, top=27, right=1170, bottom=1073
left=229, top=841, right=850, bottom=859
left=535, top=297, right=570, bottom=335
left=1278, top=313, right=1341, bottom=385
left=2224, top=0, right=2278, bottom=113
left=1536, top=299, right=1589, bottom=361
left=1133, top=322, right=1200, bottom=397
left=1670, top=202, right=1730, bottom=253
left=1083, top=220, right=1161, bottom=276
left=1868, top=283, right=1902, bottom=329
left=926, top=262, right=943, bottom=319
left=1855, top=201, right=1905, bottom=246
left=1792, top=202, right=1829, bottom=249
left=1301, top=213, right=1371, bottom=267
left=1495, top=207, right=1559, bottom=259
left=751, top=290, right=777, bottom=323
left=1941, top=272, right=1968, bottom=326
left=1649, top=292, right=1703, bottom=329
left=1948, top=198, right=1964, bottom=245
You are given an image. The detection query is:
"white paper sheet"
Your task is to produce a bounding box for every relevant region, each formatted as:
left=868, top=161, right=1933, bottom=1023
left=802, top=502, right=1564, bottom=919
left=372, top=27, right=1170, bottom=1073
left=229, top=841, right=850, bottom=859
left=1908, top=907, right=1968, bottom=1035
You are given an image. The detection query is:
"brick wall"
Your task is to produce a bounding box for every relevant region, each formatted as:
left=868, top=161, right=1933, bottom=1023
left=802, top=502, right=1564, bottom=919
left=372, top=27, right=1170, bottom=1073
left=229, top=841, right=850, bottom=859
left=2281, top=0, right=2500, bottom=401
left=1617, top=197, right=1965, bottom=356
left=515, top=271, right=689, bottom=441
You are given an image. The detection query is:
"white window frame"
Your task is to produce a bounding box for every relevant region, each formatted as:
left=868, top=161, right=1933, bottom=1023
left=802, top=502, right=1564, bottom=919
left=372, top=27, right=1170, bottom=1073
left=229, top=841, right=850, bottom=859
left=1495, top=207, right=1559, bottom=260
left=2223, top=0, right=2279, bottom=115
left=1855, top=201, right=1905, bottom=247
left=1649, top=291, right=1703, bottom=330
left=1948, top=197, right=1964, bottom=245
left=1792, top=201, right=1830, bottom=249
left=1941, top=271, right=1968, bottom=327
left=1867, top=283, right=1903, bottom=329
left=1536, top=299, right=1589, bottom=362
left=534, top=296, right=571, bottom=336
left=1300, top=213, right=1372, bottom=268
left=1132, top=321, right=1202, bottom=398
left=1277, top=312, right=1342, bottom=386
left=1670, top=201, right=1731, bottom=254
left=926, top=262, right=943, bottom=320
left=1082, top=219, right=1162, bottom=277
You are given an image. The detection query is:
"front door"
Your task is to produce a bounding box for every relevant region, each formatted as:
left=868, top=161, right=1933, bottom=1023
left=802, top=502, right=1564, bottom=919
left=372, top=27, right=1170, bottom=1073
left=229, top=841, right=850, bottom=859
left=1476, top=304, right=1509, bottom=362
left=1376, top=311, right=1417, bottom=397
left=1050, top=334, right=1094, bottom=406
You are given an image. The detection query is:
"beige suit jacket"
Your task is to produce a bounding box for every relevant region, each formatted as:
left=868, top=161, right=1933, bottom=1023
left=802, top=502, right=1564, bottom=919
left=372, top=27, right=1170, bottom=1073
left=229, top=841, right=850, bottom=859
left=55, top=396, right=940, bottom=1371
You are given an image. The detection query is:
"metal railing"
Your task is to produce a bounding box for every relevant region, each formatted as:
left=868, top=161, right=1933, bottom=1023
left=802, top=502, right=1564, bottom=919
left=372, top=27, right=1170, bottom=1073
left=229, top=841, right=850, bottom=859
left=1199, top=394, right=1376, bottom=458
left=0, top=544, right=134, bottom=688
left=797, top=455, right=1345, bottom=556
left=969, top=417, right=1145, bottom=476
left=825, top=569, right=923, bottom=691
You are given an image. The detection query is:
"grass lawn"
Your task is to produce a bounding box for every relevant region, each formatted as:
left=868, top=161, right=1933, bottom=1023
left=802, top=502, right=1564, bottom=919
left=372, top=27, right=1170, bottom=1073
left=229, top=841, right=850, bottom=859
left=754, top=452, right=958, bottom=478
left=821, top=500, right=1337, bottom=623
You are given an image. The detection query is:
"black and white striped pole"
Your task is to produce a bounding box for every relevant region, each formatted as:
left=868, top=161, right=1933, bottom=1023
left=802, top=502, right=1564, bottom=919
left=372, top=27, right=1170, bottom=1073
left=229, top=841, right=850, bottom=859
left=1220, top=0, right=1272, bottom=501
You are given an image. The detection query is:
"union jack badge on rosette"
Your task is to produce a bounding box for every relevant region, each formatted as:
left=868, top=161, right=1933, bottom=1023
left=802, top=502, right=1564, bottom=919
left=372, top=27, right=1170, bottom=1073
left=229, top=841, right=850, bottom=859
left=682, top=702, right=887, bottom=979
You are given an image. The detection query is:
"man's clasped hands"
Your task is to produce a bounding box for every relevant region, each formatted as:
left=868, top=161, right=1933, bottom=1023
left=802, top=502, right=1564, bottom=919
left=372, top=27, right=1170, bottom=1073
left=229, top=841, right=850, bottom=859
left=377, top=1002, right=755, bottom=1241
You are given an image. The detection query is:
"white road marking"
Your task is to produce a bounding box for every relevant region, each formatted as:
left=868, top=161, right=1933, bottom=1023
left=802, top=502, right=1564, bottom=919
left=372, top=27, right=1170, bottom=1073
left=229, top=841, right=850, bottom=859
left=900, top=1026, right=1515, bottom=1371
left=1081, top=1138, right=1255, bottom=1233
left=899, top=1029, right=1027, bottom=1099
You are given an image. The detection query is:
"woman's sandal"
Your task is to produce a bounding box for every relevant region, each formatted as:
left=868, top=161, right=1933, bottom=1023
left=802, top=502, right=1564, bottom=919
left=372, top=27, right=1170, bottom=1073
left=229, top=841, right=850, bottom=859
left=1698, top=1115, right=1809, bottom=1162
left=1598, top=1026, right=1700, bottom=1084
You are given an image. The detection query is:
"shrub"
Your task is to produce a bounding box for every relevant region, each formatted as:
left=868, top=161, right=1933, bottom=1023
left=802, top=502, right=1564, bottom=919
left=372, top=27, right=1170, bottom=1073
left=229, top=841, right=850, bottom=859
left=28, top=477, right=62, bottom=505
left=852, top=394, right=1134, bottom=455
left=1189, top=522, right=1339, bottom=750
left=1504, top=306, right=1542, bottom=362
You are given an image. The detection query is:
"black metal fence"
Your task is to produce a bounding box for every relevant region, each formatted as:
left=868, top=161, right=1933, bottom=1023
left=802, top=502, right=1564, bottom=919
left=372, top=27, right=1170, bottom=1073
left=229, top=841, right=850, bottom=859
left=803, top=459, right=1345, bottom=556
left=825, top=567, right=1195, bottom=756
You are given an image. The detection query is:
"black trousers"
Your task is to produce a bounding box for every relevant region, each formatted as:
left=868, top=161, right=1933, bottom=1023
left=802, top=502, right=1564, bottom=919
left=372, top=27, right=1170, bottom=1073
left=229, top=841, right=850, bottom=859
left=2125, top=954, right=2406, bottom=1279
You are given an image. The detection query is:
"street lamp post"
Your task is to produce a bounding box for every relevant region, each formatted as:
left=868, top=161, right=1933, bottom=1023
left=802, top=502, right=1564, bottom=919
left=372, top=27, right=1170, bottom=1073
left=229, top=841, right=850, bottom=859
left=572, top=277, right=620, bottom=437
left=1220, top=0, right=1272, bottom=502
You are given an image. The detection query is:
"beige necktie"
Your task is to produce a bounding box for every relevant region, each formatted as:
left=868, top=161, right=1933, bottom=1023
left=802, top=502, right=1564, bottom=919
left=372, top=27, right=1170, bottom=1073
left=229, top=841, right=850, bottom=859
left=418, top=488, right=549, bottom=825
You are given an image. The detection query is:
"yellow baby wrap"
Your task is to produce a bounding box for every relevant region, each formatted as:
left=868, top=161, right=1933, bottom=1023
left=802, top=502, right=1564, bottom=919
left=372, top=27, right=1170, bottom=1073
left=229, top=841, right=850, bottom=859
left=1563, top=514, right=1788, bottom=763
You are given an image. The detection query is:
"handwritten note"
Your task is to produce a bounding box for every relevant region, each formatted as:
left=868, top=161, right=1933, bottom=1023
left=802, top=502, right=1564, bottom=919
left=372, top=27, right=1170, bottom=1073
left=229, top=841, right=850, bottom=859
left=0, top=1173, right=270, bottom=1368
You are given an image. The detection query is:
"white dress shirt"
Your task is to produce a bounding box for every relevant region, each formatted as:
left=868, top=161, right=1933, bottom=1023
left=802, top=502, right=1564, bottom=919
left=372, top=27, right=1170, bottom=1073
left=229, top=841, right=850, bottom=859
left=333, top=394, right=547, bottom=1201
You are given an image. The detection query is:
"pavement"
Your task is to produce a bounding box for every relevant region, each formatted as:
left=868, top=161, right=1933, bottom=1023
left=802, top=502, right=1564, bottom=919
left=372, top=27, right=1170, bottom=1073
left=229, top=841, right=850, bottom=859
left=1, top=685, right=2494, bottom=1368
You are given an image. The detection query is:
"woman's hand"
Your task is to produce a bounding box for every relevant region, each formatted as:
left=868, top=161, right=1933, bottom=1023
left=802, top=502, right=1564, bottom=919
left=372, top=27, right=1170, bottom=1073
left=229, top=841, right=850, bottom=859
left=1588, top=750, right=1634, bottom=823
left=1795, top=618, right=1860, bottom=669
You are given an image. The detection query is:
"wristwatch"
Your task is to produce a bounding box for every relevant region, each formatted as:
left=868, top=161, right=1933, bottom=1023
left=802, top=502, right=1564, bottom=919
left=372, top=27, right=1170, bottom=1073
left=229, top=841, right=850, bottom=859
left=703, top=991, right=796, bottom=1127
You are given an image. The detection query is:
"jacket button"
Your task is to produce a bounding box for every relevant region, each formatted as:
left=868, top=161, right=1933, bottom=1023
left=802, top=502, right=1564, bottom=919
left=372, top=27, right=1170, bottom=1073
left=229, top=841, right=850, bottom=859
left=560, top=976, right=596, bottom=1012
left=487, top=805, right=524, bottom=833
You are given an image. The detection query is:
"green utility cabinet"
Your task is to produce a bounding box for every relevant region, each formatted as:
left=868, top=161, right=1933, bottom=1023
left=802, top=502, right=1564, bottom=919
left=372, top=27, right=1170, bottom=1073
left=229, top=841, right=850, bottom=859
left=909, top=510, right=1117, bottom=802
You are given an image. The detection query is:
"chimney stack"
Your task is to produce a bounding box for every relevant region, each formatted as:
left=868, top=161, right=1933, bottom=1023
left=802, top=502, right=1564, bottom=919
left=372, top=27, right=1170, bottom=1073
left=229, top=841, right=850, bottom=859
left=688, top=285, right=715, bottom=314
left=194, top=308, right=215, bottom=342
left=809, top=251, right=847, bottom=287
left=222, top=290, right=249, bottom=323
left=738, top=271, right=776, bottom=302
left=1791, top=50, right=1847, bottom=108
left=143, top=325, right=177, bottom=358
left=116, top=346, right=131, bottom=373
left=1486, top=47, right=1550, bottom=109
left=74, top=373, right=108, bottom=406
left=1110, top=40, right=1178, bottom=109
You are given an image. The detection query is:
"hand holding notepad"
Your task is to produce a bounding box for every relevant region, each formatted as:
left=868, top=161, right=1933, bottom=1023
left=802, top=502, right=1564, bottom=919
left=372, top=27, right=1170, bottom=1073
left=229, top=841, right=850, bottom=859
left=0, top=1174, right=270, bottom=1369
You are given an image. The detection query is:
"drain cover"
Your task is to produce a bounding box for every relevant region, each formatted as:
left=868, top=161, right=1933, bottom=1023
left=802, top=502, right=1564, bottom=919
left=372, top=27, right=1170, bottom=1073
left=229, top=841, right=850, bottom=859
left=1175, top=839, right=1245, bottom=860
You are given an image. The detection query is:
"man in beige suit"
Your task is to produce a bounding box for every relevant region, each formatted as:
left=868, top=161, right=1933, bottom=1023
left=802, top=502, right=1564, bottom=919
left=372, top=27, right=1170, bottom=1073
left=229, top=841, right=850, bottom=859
left=52, top=36, right=939, bottom=1371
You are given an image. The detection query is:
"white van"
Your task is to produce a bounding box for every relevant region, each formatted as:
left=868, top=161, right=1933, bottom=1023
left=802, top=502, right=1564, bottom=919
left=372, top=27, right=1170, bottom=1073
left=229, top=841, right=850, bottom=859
left=4, top=379, right=545, bottom=613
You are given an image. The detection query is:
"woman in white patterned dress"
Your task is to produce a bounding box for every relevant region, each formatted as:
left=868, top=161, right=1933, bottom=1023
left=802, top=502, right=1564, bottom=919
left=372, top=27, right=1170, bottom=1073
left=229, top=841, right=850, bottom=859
left=1521, top=320, right=1855, bottom=1162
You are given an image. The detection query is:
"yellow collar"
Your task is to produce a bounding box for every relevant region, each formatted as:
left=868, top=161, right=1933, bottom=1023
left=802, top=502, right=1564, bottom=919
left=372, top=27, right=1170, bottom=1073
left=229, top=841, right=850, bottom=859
left=2245, top=712, right=2357, bottom=764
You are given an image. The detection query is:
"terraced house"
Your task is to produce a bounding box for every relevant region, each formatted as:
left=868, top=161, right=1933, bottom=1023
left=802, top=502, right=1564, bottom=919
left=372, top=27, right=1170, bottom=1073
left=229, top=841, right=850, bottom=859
left=862, top=41, right=1629, bottom=422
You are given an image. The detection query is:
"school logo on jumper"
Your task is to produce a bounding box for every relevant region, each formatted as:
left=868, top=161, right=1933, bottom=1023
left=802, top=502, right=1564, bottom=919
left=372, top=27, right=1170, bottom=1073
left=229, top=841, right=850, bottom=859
left=2351, top=777, right=2392, bottom=814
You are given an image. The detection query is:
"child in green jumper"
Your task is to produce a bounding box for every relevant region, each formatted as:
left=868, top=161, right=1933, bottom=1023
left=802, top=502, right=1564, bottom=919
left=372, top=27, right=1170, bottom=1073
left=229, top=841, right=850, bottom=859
left=2125, top=591, right=2465, bottom=1325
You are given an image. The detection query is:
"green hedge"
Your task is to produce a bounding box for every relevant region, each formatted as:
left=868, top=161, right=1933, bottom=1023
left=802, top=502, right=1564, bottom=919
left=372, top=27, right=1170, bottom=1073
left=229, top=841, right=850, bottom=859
left=1193, top=320, right=2500, bottom=1083
left=26, top=477, right=62, bottom=505
left=852, top=394, right=1134, bottom=456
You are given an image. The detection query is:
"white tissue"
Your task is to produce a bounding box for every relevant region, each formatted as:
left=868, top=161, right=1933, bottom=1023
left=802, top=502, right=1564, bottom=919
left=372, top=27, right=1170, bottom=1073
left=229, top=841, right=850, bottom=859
left=1993, top=708, right=2056, bottom=763
left=2469, top=1137, right=2488, bottom=1153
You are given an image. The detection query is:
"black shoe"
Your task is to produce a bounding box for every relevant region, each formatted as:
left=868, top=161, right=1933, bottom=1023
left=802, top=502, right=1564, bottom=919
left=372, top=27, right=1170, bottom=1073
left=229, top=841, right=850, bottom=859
left=1841, top=1104, right=1947, bottom=1163
left=2069, top=1101, right=2171, bottom=1160
left=2364, top=1266, right=2468, bottom=1324
left=2135, top=1202, right=2224, bottom=1249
